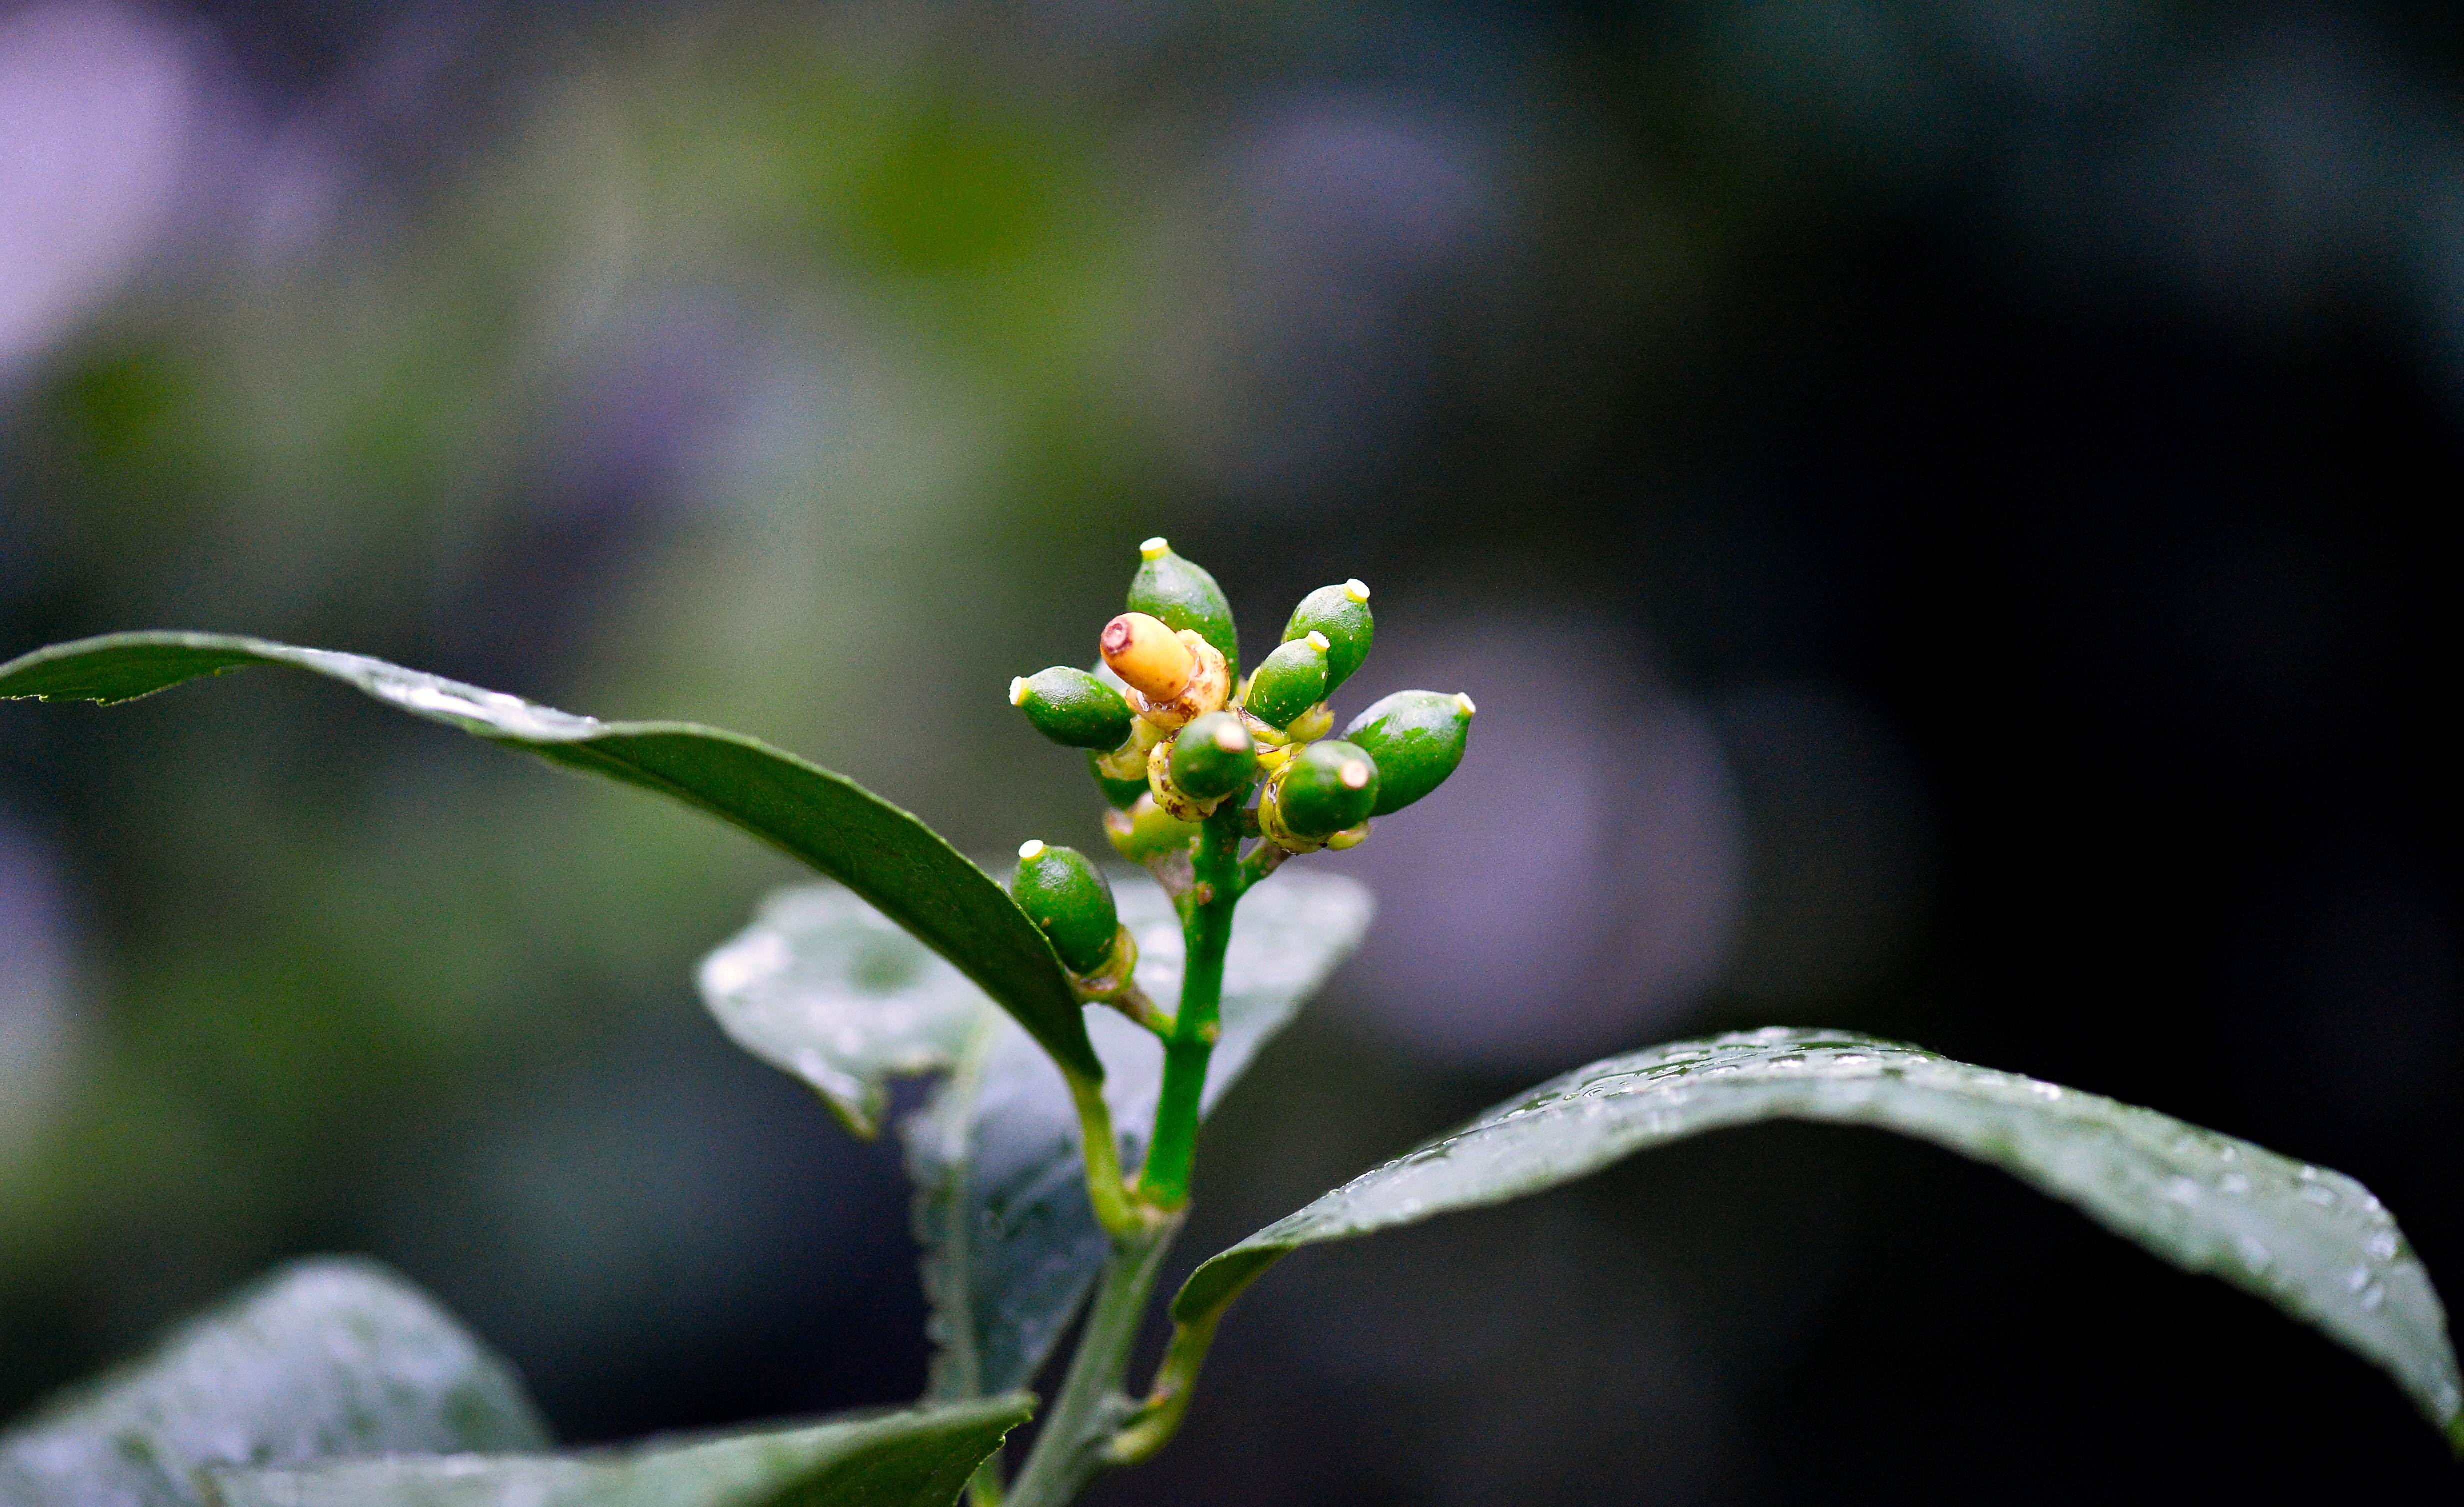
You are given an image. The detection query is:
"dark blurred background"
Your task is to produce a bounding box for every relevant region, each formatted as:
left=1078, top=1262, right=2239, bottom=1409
left=2, top=0, right=2457, bottom=1499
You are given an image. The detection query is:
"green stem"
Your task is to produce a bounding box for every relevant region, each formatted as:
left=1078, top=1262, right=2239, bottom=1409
left=1105, top=1310, right=1224, bottom=1465
left=1138, top=802, right=1242, bottom=1208
left=1066, top=1074, right=1140, bottom=1240
left=1004, top=1216, right=1184, bottom=1507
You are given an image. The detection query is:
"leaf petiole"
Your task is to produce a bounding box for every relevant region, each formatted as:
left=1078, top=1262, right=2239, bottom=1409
left=1063, top=1074, right=1146, bottom=1241
left=1105, top=1308, right=1224, bottom=1466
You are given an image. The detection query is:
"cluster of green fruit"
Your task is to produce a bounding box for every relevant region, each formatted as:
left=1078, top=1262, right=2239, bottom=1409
left=1002, top=538, right=1472, bottom=978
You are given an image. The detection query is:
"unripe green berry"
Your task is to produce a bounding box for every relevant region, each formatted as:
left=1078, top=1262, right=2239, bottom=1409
left=1244, top=633, right=1330, bottom=730
left=1086, top=750, right=1151, bottom=810
left=1275, top=738, right=1380, bottom=838
left=1103, top=793, right=1200, bottom=862
left=1282, top=580, right=1373, bottom=692
left=1010, top=840, right=1120, bottom=974
left=1168, top=712, right=1258, bottom=802
left=1128, top=538, right=1240, bottom=680
left=1343, top=690, right=1473, bottom=816
left=1012, top=666, right=1135, bottom=750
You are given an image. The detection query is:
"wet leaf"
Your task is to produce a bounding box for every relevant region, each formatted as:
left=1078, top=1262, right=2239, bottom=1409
left=700, top=884, right=994, bottom=1138
left=204, top=1395, right=1033, bottom=1507
left=0, top=630, right=1100, bottom=1084
left=1172, top=1028, right=2464, bottom=1448
left=700, top=870, right=1371, bottom=1397
left=0, top=1259, right=548, bottom=1506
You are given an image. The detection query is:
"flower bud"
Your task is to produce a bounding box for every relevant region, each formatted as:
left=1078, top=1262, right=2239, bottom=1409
left=1100, top=612, right=1197, bottom=701
left=1128, top=538, right=1240, bottom=680
left=1168, top=711, right=1258, bottom=802
left=1243, top=632, right=1330, bottom=730
left=1012, top=666, right=1136, bottom=750
left=1103, top=792, right=1200, bottom=862
left=1010, top=840, right=1120, bottom=974
left=1270, top=738, right=1380, bottom=840
left=1086, top=750, right=1152, bottom=810
left=1282, top=579, right=1373, bottom=693
left=1342, top=690, right=1472, bottom=816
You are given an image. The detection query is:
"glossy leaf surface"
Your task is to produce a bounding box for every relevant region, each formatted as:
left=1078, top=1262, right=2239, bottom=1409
left=208, top=1396, right=1032, bottom=1507
left=1174, top=1028, right=2464, bottom=1446
left=0, top=631, right=1099, bottom=1082
left=701, top=870, right=1372, bottom=1396
left=0, top=1259, right=548, bottom=1506
left=700, top=884, right=992, bottom=1138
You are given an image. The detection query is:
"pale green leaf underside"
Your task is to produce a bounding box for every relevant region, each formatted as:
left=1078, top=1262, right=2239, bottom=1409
left=1174, top=1028, right=2463, bottom=1446
left=700, top=883, right=993, bottom=1138
left=0, top=631, right=1099, bottom=1082
left=0, top=1259, right=548, bottom=1506
left=205, top=1396, right=1032, bottom=1507
left=700, top=870, right=1372, bottom=1397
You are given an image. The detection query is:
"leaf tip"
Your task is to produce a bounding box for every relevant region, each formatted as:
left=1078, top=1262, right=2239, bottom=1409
left=820, top=1090, right=886, bottom=1142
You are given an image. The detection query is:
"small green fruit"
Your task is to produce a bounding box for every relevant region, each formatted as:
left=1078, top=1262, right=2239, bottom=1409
left=1274, top=738, right=1380, bottom=839
left=1010, top=840, right=1120, bottom=974
left=1244, top=633, right=1330, bottom=730
left=1128, top=538, right=1240, bottom=680
left=1282, top=579, right=1372, bottom=692
left=1168, top=712, right=1258, bottom=802
left=1013, top=666, right=1135, bottom=750
left=1087, top=750, right=1151, bottom=810
left=1343, top=690, right=1472, bottom=816
left=1103, top=794, right=1200, bottom=862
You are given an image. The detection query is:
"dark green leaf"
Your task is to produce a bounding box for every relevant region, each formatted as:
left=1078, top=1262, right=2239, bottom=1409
left=0, top=1258, right=548, bottom=1506
left=206, top=1396, right=1034, bottom=1507
left=700, top=870, right=1371, bottom=1397
left=0, top=631, right=1100, bottom=1084
left=1172, top=1029, right=2464, bottom=1448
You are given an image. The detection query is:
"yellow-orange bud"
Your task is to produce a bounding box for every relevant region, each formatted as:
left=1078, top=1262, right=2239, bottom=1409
left=1101, top=612, right=1198, bottom=700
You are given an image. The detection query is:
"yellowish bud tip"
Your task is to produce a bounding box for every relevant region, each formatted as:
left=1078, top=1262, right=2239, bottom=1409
left=1009, top=676, right=1030, bottom=706
left=1454, top=692, right=1477, bottom=716
left=1103, top=809, right=1132, bottom=836
left=1140, top=536, right=1171, bottom=560
left=1018, top=839, right=1047, bottom=860
left=1344, top=578, right=1371, bottom=602
left=1212, top=721, right=1248, bottom=752
left=1339, top=760, right=1372, bottom=790
left=1102, top=612, right=1198, bottom=700
left=1305, top=630, right=1330, bottom=652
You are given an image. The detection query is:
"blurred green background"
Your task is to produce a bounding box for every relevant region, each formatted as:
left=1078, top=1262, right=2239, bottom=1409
left=2, top=1, right=2456, bottom=1499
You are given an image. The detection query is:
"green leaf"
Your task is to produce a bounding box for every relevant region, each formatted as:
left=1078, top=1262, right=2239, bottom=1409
left=698, top=870, right=1372, bottom=1398
left=205, top=1396, right=1034, bottom=1507
left=0, top=631, right=1100, bottom=1085
left=698, top=884, right=995, bottom=1138
left=1172, top=1028, right=2464, bottom=1448
left=0, top=1258, right=548, bottom=1506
